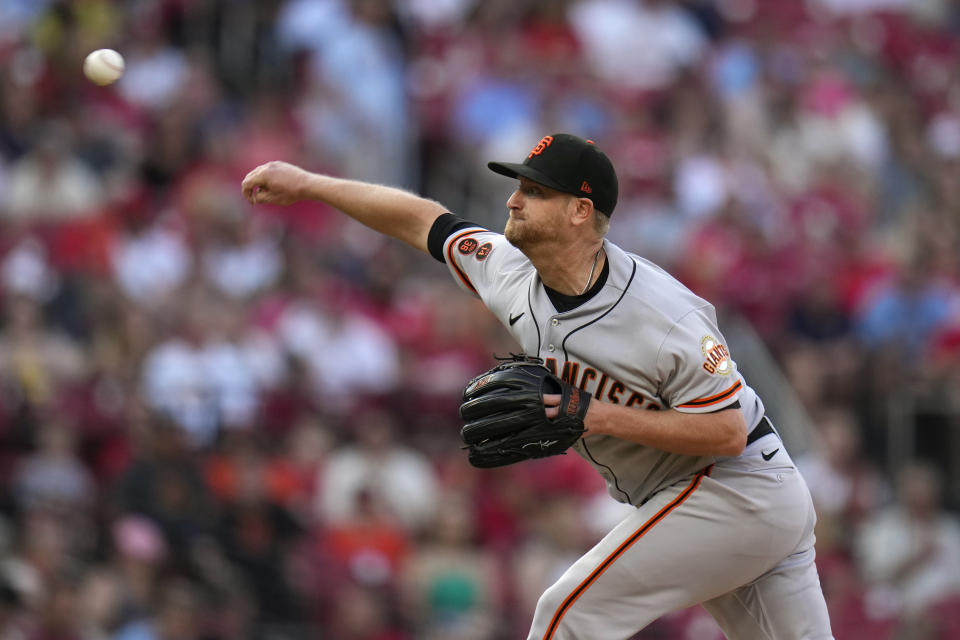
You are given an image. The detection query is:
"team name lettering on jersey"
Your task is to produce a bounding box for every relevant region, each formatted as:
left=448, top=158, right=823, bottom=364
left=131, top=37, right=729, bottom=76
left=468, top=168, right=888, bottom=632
left=545, top=357, right=663, bottom=410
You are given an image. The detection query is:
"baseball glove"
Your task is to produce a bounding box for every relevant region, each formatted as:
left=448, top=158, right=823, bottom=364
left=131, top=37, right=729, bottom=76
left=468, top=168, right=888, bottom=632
left=459, top=355, right=590, bottom=468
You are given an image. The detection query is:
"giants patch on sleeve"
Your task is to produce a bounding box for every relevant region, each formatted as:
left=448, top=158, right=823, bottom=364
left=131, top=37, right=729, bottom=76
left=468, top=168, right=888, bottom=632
left=701, top=336, right=732, bottom=375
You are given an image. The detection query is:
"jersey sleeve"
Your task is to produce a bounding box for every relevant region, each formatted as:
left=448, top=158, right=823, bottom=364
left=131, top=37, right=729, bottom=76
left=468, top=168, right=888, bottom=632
left=428, top=213, right=475, bottom=262
left=436, top=220, right=527, bottom=300
left=655, top=306, right=744, bottom=413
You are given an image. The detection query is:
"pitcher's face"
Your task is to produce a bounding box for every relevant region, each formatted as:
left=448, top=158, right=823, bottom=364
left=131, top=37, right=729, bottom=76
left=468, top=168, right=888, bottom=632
left=504, top=177, right=573, bottom=251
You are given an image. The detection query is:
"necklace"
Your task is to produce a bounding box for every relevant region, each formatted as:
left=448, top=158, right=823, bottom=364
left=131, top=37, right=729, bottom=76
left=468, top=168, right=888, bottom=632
left=580, top=248, right=602, bottom=295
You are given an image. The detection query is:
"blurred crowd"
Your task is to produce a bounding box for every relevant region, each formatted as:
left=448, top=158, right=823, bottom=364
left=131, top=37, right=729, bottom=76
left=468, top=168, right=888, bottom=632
left=0, top=0, right=959, bottom=638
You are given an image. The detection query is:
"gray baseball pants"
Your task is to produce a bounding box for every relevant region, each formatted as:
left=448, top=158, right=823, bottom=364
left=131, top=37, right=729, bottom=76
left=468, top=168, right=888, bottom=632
left=527, top=438, right=834, bottom=639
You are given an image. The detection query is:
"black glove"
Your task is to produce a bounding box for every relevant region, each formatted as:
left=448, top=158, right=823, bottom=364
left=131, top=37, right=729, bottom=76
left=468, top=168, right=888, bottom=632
left=459, top=355, right=590, bottom=468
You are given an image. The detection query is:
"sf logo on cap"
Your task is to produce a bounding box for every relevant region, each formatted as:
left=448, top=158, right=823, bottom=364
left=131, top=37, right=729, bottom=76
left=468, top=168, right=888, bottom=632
left=528, top=135, right=554, bottom=158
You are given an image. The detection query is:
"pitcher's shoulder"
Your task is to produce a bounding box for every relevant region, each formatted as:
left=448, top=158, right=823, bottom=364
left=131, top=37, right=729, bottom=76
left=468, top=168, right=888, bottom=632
left=609, top=245, right=714, bottom=322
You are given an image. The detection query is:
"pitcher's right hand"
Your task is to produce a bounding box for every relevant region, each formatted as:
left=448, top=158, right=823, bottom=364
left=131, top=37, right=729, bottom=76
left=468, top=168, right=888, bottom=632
left=242, top=160, right=313, bottom=206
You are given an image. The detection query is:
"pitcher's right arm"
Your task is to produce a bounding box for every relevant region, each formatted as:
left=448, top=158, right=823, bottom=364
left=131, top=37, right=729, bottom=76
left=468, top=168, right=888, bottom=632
left=241, top=161, right=447, bottom=254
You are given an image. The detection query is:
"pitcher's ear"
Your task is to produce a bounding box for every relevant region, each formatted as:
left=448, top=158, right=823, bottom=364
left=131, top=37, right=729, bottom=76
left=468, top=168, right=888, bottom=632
left=571, top=196, right=595, bottom=227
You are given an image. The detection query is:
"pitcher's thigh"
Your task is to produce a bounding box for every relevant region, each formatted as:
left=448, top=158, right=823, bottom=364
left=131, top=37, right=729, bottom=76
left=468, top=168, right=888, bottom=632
left=527, top=470, right=806, bottom=640
left=702, top=545, right=834, bottom=640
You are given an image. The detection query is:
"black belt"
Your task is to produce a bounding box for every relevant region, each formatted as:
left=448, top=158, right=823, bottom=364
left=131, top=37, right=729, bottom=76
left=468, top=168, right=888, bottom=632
left=746, top=415, right=777, bottom=446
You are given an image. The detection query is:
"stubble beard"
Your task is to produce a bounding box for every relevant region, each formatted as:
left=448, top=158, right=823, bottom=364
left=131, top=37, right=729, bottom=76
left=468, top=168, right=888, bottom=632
left=504, top=215, right=558, bottom=252
left=504, top=217, right=525, bottom=249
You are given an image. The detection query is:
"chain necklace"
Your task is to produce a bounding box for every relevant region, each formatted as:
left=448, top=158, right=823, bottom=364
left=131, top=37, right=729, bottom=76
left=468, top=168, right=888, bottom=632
left=580, top=248, right=602, bottom=295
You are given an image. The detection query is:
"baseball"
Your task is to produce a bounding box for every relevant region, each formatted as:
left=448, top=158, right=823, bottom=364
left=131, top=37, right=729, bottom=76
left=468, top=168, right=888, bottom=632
left=83, top=49, right=124, bottom=86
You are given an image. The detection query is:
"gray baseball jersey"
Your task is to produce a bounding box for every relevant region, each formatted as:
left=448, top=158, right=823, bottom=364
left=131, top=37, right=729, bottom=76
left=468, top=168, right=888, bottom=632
left=433, top=218, right=834, bottom=639
left=443, top=226, right=763, bottom=504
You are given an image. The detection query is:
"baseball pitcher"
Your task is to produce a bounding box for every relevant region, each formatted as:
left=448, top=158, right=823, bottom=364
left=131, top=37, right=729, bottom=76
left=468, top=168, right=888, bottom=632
left=242, top=133, right=834, bottom=639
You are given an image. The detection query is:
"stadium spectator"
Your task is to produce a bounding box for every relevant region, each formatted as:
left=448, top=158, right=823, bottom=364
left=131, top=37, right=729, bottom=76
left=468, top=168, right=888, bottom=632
left=855, top=461, right=960, bottom=627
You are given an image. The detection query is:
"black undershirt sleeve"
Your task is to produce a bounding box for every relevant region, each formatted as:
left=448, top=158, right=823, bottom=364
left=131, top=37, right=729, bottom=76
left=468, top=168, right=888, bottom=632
left=427, top=213, right=481, bottom=263
left=711, top=400, right=741, bottom=412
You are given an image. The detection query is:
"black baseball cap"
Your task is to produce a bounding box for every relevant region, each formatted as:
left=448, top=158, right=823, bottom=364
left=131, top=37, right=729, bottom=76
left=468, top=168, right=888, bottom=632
left=488, top=133, right=618, bottom=216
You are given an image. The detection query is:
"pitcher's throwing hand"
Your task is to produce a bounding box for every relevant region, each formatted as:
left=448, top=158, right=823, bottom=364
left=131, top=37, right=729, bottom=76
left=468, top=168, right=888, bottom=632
left=241, top=161, right=313, bottom=206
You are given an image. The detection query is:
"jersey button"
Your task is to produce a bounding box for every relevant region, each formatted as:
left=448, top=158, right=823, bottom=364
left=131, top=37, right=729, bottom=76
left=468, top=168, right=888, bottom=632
left=551, top=318, right=560, bottom=326
left=547, top=344, right=555, bottom=352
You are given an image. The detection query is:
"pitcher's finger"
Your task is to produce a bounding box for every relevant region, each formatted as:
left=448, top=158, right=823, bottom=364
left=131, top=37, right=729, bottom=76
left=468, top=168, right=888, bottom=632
left=241, top=168, right=263, bottom=202
left=543, top=393, right=561, bottom=406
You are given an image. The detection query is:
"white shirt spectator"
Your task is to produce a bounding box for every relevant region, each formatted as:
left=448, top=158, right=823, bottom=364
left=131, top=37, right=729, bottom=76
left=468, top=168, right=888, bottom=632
left=286, top=0, right=410, bottom=186
left=142, top=338, right=220, bottom=447
left=117, top=46, right=189, bottom=110
left=202, top=236, right=282, bottom=300
left=674, top=154, right=729, bottom=220
left=319, top=422, right=438, bottom=530
left=6, top=151, right=102, bottom=221
left=276, top=0, right=351, bottom=54
left=199, top=339, right=260, bottom=428
left=277, top=301, right=400, bottom=404
left=110, top=219, right=192, bottom=305
left=2, top=237, right=60, bottom=302
left=855, top=463, right=960, bottom=616
left=142, top=329, right=278, bottom=446
left=856, top=506, right=960, bottom=615
left=569, top=0, right=707, bottom=91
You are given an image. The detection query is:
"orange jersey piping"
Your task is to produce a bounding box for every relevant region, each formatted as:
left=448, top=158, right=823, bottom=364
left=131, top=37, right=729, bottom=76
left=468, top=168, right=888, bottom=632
left=676, top=380, right=742, bottom=409
left=446, top=229, right=481, bottom=294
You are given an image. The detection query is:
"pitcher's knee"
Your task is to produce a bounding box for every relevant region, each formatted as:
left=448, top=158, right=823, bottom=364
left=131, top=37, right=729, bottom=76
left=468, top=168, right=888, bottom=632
left=530, top=583, right=592, bottom=639
left=533, top=583, right=564, bottom=623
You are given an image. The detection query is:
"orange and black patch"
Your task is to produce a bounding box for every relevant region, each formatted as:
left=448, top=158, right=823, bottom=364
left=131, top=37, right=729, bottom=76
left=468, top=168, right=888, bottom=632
left=476, top=242, right=493, bottom=261
left=458, top=238, right=479, bottom=255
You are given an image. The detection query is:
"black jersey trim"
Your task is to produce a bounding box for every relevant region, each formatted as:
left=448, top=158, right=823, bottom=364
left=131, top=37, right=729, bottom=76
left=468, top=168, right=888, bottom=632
left=581, top=439, right=632, bottom=505
left=544, top=258, right=610, bottom=313
left=676, top=380, right=742, bottom=408
left=527, top=280, right=542, bottom=354
left=711, top=400, right=741, bottom=412
left=428, top=213, right=479, bottom=263
left=561, top=259, right=638, bottom=361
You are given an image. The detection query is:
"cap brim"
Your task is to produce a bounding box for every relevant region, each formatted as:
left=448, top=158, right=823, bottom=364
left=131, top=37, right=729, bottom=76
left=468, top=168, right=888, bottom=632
left=487, top=161, right=571, bottom=195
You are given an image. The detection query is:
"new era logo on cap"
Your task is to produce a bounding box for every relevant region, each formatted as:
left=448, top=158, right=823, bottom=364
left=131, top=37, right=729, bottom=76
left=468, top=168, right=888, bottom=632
left=488, top=133, right=618, bottom=216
